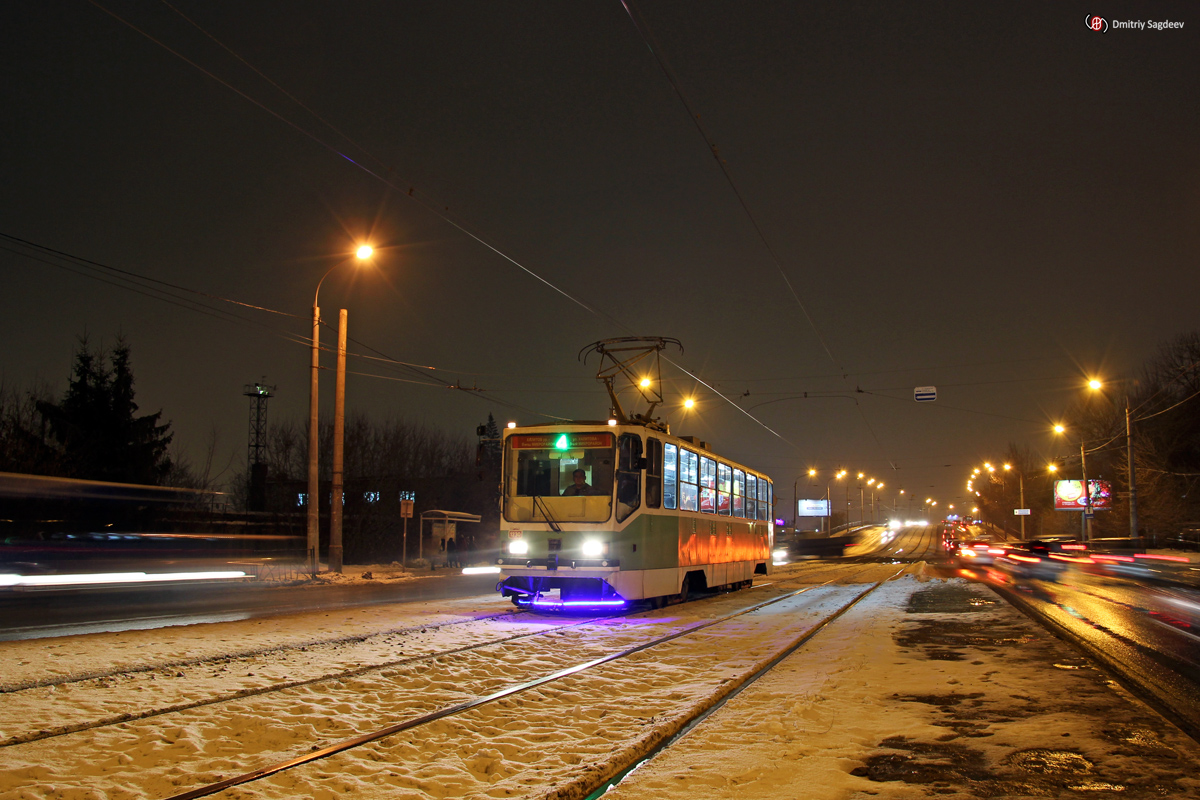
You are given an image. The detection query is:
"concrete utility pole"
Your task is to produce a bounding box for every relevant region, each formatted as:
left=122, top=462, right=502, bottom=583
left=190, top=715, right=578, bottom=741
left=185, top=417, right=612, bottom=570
left=1080, top=441, right=1091, bottom=542
left=1126, top=400, right=1139, bottom=541
left=329, top=308, right=348, bottom=574
left=307, top=302, right=321, bottom=575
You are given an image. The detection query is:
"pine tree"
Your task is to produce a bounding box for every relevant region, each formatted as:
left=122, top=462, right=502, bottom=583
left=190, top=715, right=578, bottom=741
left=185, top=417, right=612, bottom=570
left=36, top=336, right=174, bottom=484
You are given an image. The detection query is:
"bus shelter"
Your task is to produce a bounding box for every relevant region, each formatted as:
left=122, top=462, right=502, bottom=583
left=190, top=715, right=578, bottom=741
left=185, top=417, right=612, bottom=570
left=419, top=510, right=481, bottom=565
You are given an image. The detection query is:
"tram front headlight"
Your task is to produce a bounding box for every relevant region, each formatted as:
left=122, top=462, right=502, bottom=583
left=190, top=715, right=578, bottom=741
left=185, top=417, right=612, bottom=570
left=508, top=540, right=528, bottom=555
left=581, top=540, right=605, bottom=558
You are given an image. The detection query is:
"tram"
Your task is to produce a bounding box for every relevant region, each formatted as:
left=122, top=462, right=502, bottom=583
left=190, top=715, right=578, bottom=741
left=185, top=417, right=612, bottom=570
left=495, top=420, right=774, bottom=610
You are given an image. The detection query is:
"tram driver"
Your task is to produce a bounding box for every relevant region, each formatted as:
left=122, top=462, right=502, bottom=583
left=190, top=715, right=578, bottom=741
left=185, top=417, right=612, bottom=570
left=562, top=468, right=600, bottom=496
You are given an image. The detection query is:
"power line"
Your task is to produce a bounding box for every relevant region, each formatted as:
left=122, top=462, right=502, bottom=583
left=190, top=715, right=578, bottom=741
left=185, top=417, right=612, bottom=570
left=85, top=0, right=805, bottom=450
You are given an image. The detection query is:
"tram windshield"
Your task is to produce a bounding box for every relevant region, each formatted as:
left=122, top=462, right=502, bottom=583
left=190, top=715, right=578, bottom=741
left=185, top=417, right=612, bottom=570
left=503, top=432, right=616, bottom=522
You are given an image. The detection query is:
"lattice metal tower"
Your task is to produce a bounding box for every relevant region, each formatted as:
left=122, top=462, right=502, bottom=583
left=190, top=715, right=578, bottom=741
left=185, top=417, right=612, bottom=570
left=244, top=381, right=275, bottom=512
left=243, top=381, right=276, bottom=465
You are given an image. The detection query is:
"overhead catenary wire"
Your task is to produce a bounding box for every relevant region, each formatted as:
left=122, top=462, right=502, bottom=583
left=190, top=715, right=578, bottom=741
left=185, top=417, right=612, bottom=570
left=617, top=0, right=905, bottom=469
left=83, top=0, right=804, bottom=449
left=1, top=231, right=570, bottom=421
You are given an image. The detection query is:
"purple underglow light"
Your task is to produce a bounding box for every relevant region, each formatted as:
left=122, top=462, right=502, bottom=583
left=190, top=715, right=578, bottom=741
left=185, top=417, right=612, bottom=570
left=518, top=597, right=628, bottom=610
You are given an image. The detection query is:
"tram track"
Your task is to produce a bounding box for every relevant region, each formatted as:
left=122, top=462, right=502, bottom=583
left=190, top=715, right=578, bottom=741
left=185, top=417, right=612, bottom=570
left=0, top=610, right=621, bottom=748
left=582, top=566, right=904, bottom=800
left=163, top=564, right=906, bottom=800
left=0, top=562, right=908, bottom=799
left=0, top=561, right=859, bottom=749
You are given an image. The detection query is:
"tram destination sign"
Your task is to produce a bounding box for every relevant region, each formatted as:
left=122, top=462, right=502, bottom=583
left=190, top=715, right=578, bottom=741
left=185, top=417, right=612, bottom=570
left=509, top=433, right=613, bottom=450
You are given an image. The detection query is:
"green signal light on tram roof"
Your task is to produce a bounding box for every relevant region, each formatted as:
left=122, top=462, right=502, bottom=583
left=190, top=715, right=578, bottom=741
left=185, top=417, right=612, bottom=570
left=555, top=434, right=570, bottom=451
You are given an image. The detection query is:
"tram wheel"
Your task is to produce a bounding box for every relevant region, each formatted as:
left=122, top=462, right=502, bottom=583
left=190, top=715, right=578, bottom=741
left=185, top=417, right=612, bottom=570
left=679, top=575, right=692, bottom=603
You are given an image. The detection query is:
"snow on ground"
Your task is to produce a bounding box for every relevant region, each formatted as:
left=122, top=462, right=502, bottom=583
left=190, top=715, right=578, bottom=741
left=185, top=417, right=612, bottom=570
left=1, top=565, right=1198, bottom=799
left=603, top=576, right=1200, bottom=799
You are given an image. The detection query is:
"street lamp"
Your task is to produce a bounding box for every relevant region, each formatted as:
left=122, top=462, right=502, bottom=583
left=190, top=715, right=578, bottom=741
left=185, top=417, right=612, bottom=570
left=793, top=468, right=818, bottom=531
left=307, top=245, right=374, bottom=575
left=1088, top=378, right=1139, bottom=541
left=1053, top=423, right=1091, bottom=542
left=868, top=474, right=878, bottom=525
left=1004, top=463, right=1026, bottom=540
left=827, top=469, right=845, bottom=535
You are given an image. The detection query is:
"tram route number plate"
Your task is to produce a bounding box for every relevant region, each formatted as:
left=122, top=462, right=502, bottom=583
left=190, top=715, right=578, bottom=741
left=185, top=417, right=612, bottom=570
left=508, top=529, right=523, bottom=539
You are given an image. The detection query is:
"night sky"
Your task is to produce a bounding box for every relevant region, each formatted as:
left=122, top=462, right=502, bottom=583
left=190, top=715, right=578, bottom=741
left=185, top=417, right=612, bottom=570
left=2, top=1, right=1196, bottom=513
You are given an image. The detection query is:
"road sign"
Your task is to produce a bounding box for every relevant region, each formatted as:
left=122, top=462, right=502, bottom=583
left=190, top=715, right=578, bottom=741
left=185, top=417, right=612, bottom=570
left=914, top=386, right=937, bottom=402
left=1014, top=509, right=1030, bottom=516
left=400, top=499, right=414, bottom=518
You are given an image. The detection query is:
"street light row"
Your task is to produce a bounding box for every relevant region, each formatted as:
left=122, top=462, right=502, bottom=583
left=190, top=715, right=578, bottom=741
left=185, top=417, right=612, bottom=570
left=787, top=468, right=947, bottom=532
left=965, top=376, right=1139, bottom=543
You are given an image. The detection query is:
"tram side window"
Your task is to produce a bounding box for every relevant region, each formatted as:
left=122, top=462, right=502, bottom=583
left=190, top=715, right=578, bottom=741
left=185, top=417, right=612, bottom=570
left=732, top=469, right=745, bottom=517
left=757, top=477, right=768, bottom=520
left=717, top=463, right=732, bottom=516
left=746, top=474, right=757, bottom=520
left=680, top=448, right=699, bottom=512
left=699, top=456, right=716, bottom=513
left=616, top=434, right=643, bottom=523
left=645, top=438, right=663, bottom=509
left=663, top=443, right=678, bottom=510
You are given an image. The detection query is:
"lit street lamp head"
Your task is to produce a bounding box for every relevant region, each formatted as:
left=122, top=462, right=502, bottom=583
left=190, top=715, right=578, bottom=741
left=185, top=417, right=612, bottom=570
left=355, top=244, right=374, bottom=260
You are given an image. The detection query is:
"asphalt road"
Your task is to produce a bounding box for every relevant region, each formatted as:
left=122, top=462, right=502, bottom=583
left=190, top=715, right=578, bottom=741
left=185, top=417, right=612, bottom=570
left=871, top=523, right=1200, bottom=740
left=0, top=569, right=500, bottom=641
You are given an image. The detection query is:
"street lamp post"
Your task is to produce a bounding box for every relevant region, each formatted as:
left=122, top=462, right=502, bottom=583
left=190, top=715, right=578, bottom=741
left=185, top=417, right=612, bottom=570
left=1080, top=439, right=1091, bottom=542
left=1053, top=423, right=1091, bottom=542
left=307, top=292, right=322, bottom=575
left=329, top=308, right=348, bottom=573
left=1126, top=398, right=1139, bottom=540
left=827, top=470, right=845, bottom=535
left=1091, top=379, right=1140, bottom=542
left=845, top=478, right=852, bottom=534
left=1004, top=464, right=1025, bottom=540
left=307, top=245, right=373, bottom=575
left=857, top=473, right=865, bottom=527
left=793, top=468, right=817, bottom=532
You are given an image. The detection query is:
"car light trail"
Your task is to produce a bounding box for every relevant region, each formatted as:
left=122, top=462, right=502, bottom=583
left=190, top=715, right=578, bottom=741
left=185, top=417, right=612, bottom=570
left=0, top=571, right=248, bottom=588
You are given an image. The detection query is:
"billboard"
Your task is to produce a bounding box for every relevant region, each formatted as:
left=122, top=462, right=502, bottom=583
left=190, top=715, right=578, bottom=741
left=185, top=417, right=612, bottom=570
left=798, top=498, right=830, bottom=517
left=1053, top=480, right=1113, bottom=511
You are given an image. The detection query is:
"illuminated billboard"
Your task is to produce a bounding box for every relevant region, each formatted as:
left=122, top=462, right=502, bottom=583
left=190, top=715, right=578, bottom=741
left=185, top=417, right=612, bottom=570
left=1053, top=480, right=1113, bottom=511
left=798, top=499, right=830, bottom=517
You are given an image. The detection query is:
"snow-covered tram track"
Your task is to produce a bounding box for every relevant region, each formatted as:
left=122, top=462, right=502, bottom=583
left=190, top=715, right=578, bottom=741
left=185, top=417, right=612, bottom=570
left=0, top=563, right=849, bottom=751
left=584, top=565, right=907, bottom=799
left=0, top=608, right=533, bottom=694
left=155, top=565, right=908, bottom=800
left=0, top=610, right=619, bottom=748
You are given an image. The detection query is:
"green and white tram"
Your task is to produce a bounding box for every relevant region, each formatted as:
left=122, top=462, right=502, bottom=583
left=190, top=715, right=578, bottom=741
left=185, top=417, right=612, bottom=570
left=496, top=421, right=774, bottom=610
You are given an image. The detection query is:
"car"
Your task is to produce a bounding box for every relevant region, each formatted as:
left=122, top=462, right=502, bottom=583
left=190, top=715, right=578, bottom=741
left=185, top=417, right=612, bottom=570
left=954, top=539, right=1007, bottom=567
left=995, top=539, right=1080, bottom=582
